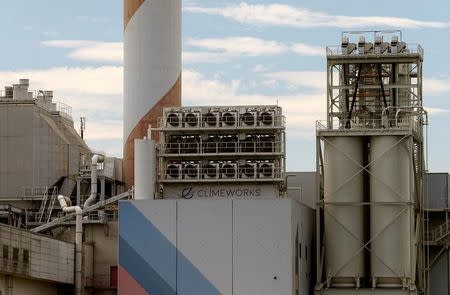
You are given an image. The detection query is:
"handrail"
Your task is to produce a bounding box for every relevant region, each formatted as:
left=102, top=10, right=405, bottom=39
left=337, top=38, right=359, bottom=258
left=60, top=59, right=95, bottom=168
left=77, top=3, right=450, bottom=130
left=30, top=190, right=133, bottom=233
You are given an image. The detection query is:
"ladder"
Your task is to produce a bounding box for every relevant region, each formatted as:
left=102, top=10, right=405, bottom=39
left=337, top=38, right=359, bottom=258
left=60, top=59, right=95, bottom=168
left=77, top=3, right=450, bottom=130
left=37, top=187, right=49, bottom=223
left=46, top=187, right=58, bottom=223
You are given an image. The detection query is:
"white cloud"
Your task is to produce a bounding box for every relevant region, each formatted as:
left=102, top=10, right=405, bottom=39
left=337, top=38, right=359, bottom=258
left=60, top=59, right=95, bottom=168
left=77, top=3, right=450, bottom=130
left=42, top=40, right=123, bottom=64
left=43, top=38, right=324, bottom=66
left=424, top=78, right=450, bottom=96
left=187, top=37, right=289, bottom=56
left=185, top=3, right=449, bottom=29
left=253, top=64, right=268, bottom=73
left=187, top=37, right=323, bottom=57
left=182, top=51, right=230, bottom=64
left=263, top=71, right=326, bottom=91
left=291, top=43, right=324, bottom=56
left=182, top=69, right=325, bottom=139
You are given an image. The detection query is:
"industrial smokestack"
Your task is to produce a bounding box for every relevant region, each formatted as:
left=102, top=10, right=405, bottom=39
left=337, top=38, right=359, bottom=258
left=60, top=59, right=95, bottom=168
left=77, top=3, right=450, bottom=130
left=123, top=0, right=182, bottom=189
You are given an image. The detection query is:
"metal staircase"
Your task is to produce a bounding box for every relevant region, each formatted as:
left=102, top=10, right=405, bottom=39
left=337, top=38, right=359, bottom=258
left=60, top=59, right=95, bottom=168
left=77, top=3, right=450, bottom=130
left=426, top=220, right=450, bottom=245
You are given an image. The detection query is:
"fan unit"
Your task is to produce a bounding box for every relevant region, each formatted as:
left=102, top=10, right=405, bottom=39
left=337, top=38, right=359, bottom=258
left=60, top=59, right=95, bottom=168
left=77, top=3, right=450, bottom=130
left=220, top=110, right=238, bottom=127
left=390, top=36, right=406, bottom=54
left=202, top=136, right=218, bottom=154
left=374, top=35, right=388, bottom=54
left=341, top=36, right=356, bottom=55
left=221, top=163, right=238, bottom=179
left=240, top=135, right=255, bottom=153
left=166, top=136, right=181, bottom=154
left=257, top=135, right=274, bottom=153
left=241, top=110, right=257, bottom=127
left=166, top=164, right=182, bottom=180
left=203, top=111, right=220, bottom=127
left=258, top=111, right=275, bottom=126
left=240, top=163, right=257, bottom=179
left=183, top=163, right=200, bottom=179
left=180, top=137, right=199, bottom=154
left=184, top=110, right=200, bottom=127
left=166, top=112, right=182, bottom=127
left=219, top=135, right=237, bottom=153
left=203, top=163, right=220, bottom=179
left=258, top=163, right=274, bottom=178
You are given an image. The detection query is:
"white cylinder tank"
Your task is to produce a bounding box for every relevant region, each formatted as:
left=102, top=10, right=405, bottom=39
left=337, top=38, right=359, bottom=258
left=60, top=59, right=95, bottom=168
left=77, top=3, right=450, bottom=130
left=134, top=138, right=156, bottom=200
left=370, top=136, right=412, bottom=287
left=324, top=137, right=365, bottom=286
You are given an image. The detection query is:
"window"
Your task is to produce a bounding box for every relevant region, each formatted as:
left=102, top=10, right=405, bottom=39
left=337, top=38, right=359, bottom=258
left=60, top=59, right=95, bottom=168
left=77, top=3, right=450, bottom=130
left=305, top=245, right=308, bottom=261
left=299, top=242, right=302, bottom=259
left=13, top=248, right=19, bottom=261
left=23, top=250, right=29, bottom=263
left=2, top=245, right=8, bottom=259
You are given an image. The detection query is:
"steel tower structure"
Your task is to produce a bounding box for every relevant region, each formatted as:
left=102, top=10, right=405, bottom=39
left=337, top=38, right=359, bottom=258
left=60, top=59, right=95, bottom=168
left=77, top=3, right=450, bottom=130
left=315, top=31, right=427, bottom=294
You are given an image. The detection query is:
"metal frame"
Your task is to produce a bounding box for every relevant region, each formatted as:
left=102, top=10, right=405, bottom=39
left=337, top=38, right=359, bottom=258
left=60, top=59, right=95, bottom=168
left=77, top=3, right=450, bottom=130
left=316, top=31, right=427, bottom=294
left=156, top=106, right=287, bottom=197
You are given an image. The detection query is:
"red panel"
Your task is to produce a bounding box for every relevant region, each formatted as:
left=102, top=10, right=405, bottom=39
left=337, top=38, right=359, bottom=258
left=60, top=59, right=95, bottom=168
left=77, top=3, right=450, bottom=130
left=111, top=266, right=118, bottom=288
left=118, top=265, right=149, bottom=295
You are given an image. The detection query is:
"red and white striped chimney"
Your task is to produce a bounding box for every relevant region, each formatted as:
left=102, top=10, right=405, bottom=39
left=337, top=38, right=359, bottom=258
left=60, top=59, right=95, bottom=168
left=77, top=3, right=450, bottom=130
left=123, top=0, right=182, bottom=188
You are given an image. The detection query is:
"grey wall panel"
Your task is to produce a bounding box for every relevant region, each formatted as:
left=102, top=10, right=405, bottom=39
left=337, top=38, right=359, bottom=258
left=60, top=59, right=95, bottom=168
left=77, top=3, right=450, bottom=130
left=233, top=199, right=293, bottom=295
left=177, top=200, right=233, bottom=295
left=286, top=172, right=316, bottom=209
left=430, top=251, right=449, bottom=295
left=426, top=173, right=449, bottom=209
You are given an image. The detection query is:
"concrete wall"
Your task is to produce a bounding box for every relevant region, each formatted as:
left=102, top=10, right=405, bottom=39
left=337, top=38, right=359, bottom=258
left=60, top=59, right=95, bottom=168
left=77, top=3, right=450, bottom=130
left=58, top=222, right=118, bottom=294
left=119, top=198, right=314, bottom=295
left=0, top=224, right=74, bottom=284
left=0, top=274, right=68, bottom=295
left=84, top=222, right=118, bottom=294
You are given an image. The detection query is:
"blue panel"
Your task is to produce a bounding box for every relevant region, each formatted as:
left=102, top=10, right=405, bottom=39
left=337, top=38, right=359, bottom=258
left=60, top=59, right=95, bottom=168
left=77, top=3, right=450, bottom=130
left=119, top=201, right=221, bottom=295
left=120, top=236, right=176, bottom=295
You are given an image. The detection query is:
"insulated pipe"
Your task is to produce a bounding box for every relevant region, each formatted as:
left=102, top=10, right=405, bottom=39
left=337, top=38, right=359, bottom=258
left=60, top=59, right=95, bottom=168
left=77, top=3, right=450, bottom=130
left=58, top=195, right=82, bottom=295
left=84, top=154, right=105, bottom=208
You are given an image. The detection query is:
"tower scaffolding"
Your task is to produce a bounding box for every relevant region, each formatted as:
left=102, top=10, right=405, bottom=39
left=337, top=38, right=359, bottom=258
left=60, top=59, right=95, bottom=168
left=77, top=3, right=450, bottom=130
left=315, top=31, right=428, bottom=295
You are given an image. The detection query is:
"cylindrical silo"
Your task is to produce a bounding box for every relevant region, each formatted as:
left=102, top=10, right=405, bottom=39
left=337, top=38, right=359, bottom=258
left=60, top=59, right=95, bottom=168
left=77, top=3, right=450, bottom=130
left=123, top=0, right=182, bottom=189
left=134, top=138, right=156, bottom=199
left=370, top=136, right=411, bottom=287
left=324, top=137, right=365, bottom=286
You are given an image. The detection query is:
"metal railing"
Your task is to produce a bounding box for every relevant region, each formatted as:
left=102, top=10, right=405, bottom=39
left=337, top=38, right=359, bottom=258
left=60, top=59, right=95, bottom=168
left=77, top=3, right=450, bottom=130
left=316, top=117, right=423, bottom=135
left=22, top=186, right=49, bottom=198
left=55, top=101, right=72, bottom=119
left=160, top=164, right=285, bottom=182
left=31, top=190, right=133, bottom=233
left=159, top=140, right=284, bottom=155
left=326, top=44, right=423, bottom=57
left=158, top=115, right=286, bottom=130
left=425, top=220, right=450, bottom=244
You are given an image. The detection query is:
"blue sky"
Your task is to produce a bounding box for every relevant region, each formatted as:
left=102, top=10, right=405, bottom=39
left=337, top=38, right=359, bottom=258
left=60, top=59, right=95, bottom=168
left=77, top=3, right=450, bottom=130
left=1, top=0, right=450, bottom=172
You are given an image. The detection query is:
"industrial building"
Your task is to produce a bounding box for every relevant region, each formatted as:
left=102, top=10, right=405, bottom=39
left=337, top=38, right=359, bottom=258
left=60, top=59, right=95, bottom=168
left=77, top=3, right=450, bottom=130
left=0, top=1, right=449, bottom=295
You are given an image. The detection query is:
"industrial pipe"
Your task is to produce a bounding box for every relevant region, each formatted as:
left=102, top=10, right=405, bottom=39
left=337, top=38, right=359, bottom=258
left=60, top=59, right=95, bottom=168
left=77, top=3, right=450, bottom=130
left=84, top=154, right=105, bottom=208
left=58, top=195, right=82, bottom=295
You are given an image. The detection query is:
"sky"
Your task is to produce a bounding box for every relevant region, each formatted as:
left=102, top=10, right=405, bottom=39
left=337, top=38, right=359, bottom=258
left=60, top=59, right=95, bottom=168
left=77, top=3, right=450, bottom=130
left=1, top=0, right=450, bottom=172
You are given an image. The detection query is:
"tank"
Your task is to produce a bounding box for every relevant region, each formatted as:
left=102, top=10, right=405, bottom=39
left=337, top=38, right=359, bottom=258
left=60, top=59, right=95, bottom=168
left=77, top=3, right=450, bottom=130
left=324, top=136, right=365, bottom=286
left=134, top=138, right=156, bottom=200
left=370, top=136, right=412, bottom=287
